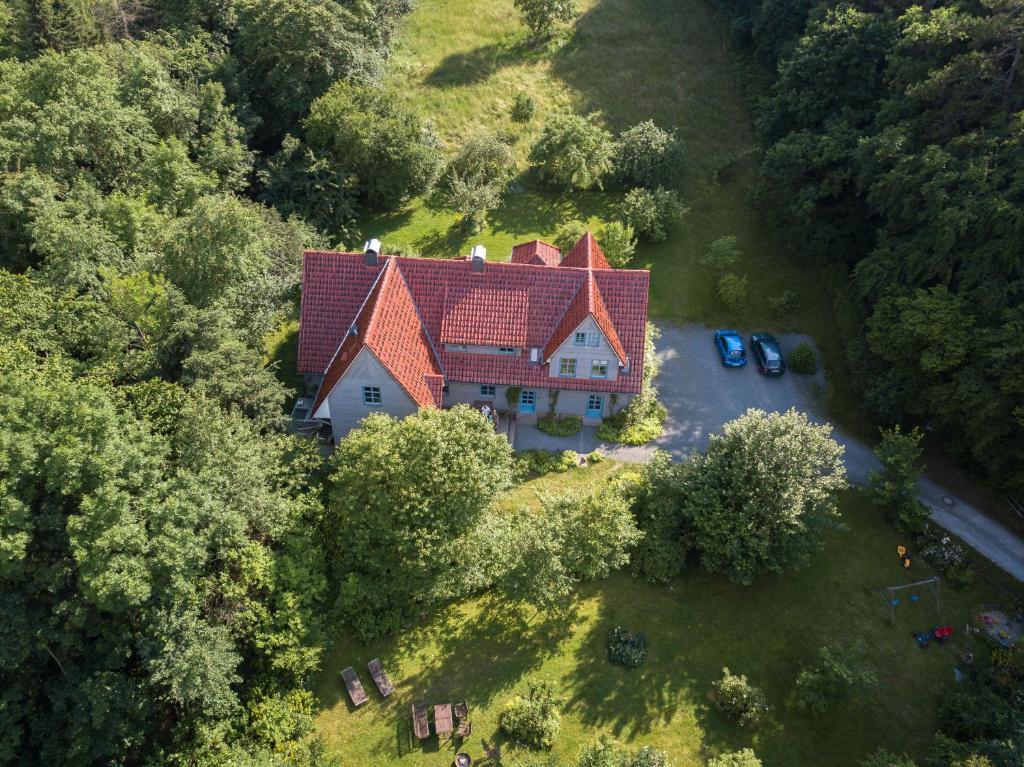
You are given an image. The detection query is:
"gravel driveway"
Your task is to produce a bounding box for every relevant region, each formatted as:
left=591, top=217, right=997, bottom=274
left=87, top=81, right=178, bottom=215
left=516, top=322, right=1024, bottom=581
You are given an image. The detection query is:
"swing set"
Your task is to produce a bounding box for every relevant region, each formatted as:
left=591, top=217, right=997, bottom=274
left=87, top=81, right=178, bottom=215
left=879, top=576, right=941, bottom=625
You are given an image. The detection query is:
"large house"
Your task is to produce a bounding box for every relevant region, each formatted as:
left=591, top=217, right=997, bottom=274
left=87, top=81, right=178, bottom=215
left=295, top=232, right=650, bottom=443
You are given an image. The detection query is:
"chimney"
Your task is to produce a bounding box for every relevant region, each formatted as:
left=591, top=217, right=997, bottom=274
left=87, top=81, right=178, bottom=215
left=363, top=238, right=381, bottom=266
left=470, top=244, right=486, bottom=273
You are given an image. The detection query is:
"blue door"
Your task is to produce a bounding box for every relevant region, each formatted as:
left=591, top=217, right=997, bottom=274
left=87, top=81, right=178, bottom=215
left=586, top=394, right=603, bottom=418
left=519, top=390, right=536, bottom=413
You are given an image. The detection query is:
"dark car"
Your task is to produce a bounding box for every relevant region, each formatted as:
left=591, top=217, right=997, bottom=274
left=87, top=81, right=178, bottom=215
left=750, top=333, right=785, bottom=376
left=714, top=329, right=747, bottom=367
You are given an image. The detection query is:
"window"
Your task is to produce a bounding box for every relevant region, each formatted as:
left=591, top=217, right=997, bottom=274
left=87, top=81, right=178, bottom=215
left=480, top=384, right=496, bottom=398
left=559, top=358, right=577, bottom=377
left=498, top=346, right=517, bottom=355
left=574, top=331, right=587, bottom=346
left=591, top=360, right=609, bottom=378
left=588, top=332, right=600, bottom=347
left=519, top=390, right=536, bottom=413
left=447, top=343, right=467, bottom=352
left=362, top=386, right=382, bottom=405
left=586, top=394, right=604, bottom=416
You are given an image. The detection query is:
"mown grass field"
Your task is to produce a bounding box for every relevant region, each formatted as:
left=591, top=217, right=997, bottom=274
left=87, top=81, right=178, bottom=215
left=314, top=463, right=1010, bottom=766
left=344, top=0, right=864, bottom=428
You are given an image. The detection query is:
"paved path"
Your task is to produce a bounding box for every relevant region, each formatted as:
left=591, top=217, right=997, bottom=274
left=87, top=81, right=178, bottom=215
left=516, top=322, right=1024, bottom=581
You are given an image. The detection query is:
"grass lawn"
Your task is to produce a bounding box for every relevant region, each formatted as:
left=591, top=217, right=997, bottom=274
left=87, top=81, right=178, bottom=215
left=345, top=0, right=866, bottom=431
left=313, top=464, right=1012, bottom=766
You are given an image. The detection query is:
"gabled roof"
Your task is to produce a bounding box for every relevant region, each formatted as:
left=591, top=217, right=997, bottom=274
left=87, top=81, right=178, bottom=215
left=312, top=258, right=443, bottom=415
left=511, top=240, right=561, bottom=267
left=560, top=231, right=611, bottom=270
left=543, top=270, right=627, bottom=364
left=300, top=232, right=650, bottom=399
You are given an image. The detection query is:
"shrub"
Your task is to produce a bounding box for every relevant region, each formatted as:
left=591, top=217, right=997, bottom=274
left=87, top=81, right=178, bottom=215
left=711, top=667, right=769, bottom=727
left=607, top=625, right=647, bottom=668
left=499, top=680, right=562, bottom=748
left=709, top=750, right=763, bottom=767
left=537, top=414, right=583, bottom=436
left=629, top=746, right=671, bottom=767
left=616, top=120, right=686, bottom=188
left=512, top=92, right=537, bottom=123
left=513, top=0, right=577, bottom=43
left=870, top=426, right=928, bottom=534
left=586, top=449, right=605, bottom=464
left=441, top=130, right=517, bottom=232
left=515, top=449, right=580, bottom=478
left=768, top=289, right=800, bottom=316
left=794, top=643, right=878, bottom=714
left=597, top=221, right=636, bottom=268
left=596, top=398, right=667, bottom=445
left=788, top=342, right=817, bottom=374
left=716, top=273, right=748, bottom=308
left=702, top=235, right=741, bottom=271
left=919, top=525, right=975, bottom=587
left=859, top=749, right=918, bottom=767
left=530, top=112, right=615, bottom=190
left=621, top=187, right=686, bottom=241
left=554, top=219, right=588, bottom=253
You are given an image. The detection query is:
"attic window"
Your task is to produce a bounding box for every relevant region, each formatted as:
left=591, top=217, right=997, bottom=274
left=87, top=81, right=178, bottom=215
left=362, top=386, right=382, bottom=405
left=574, top=332, right=586, bottom=346
left=587, top=332, right=600, bottom=347
left=497, top=346, right=517, bottom=356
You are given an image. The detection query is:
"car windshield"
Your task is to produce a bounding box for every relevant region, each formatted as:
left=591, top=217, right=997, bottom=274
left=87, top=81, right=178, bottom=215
left=763, top=344, right=781, bottom=361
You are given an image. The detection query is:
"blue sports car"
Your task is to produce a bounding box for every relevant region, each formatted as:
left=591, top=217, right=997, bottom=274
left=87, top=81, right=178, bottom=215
left=714, top=329, right=747, bottom=367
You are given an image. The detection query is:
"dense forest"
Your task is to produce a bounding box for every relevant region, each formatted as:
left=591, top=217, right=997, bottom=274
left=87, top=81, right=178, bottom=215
left=712, top=0, right=1024, bottom=493
left=1, top=0, right=1023, bottom=764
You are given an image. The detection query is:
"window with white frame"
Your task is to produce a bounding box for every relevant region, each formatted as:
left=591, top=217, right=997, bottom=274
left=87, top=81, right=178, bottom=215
left=480, top=384, right=496, bottom=398
left=587, top=332, right=600, bottom=347
left=559, top=358, right=577, bottom=377
left=574, top=331, right=586, bottom=346
left=362, top=386, right=382, bottom=405
left=497, top=346, right=517, bottom=355
left=591, top=360, right=609, bottom=378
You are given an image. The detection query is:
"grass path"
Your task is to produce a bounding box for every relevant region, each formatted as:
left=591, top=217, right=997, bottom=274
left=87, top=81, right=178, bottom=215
left=314, top=466, right=1010, bottom=766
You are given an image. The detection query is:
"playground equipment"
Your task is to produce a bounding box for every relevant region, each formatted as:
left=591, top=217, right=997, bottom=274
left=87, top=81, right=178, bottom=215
left=880, top=576, right=941, bottom=625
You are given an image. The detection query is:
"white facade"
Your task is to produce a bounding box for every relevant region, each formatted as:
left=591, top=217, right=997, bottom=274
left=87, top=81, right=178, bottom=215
left=323, top=348, right=418, bottom=443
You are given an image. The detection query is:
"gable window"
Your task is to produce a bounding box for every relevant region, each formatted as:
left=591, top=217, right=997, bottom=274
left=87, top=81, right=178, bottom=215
left=497, top=346, right=517, bottom=355
left=574, top=331, right=587, bottom=346
left=591, top=360, right=609, bottom=378
left=480, top=384, right=496, bottom=398
left=362, top=386, right=382, bottom=405
left=587, top=332, right=600, bottom=347
left=559, top=358, right=577, bottom=377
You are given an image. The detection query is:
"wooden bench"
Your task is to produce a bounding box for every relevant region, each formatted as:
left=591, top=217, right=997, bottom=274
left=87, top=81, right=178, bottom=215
left=341, top=666, right=368, bottom=706
left=367, top=658, right=394, bottom=697
left=411, top=702, right=430, bottom=740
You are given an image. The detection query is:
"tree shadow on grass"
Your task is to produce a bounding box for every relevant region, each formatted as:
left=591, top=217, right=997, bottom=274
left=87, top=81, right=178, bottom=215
left=424, top=39, right=525, bottom=88
left=486, top=188, right=621, bottom=244
left=394, top=595, right=580, bottom=710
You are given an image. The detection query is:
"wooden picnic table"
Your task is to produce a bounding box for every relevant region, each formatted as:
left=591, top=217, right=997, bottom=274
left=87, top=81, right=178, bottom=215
left=412, top=702, right=430, bottom=740
left=341, top=666, right=368, bottom=706
left=434, top=703, right=454, bottom=737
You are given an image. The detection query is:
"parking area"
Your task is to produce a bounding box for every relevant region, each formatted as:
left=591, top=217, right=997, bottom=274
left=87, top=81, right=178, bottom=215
left=515, top=322, right=830, bottom=463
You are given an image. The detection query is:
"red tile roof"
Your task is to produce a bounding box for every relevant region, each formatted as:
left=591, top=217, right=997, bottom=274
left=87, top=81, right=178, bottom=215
left=511, top=240, right=561, bottom=267
left=543, top=271, right=627, bottom=364
left=311, top=259, right=443, bottom=414
left=560, top=231, right=611, bottom=270
left=301, top=233, right=649, bottom=405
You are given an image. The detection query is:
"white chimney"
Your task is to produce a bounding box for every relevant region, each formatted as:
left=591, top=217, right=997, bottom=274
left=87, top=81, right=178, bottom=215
left=470, top=244, right=486, bottom=272
left=363, top=238, right=381, bottom=265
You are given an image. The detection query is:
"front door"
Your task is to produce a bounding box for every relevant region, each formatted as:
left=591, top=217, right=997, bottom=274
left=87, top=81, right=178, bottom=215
left=586, top=394, right=603, bottom=419
left=519, top=390, right=536, bottom=414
